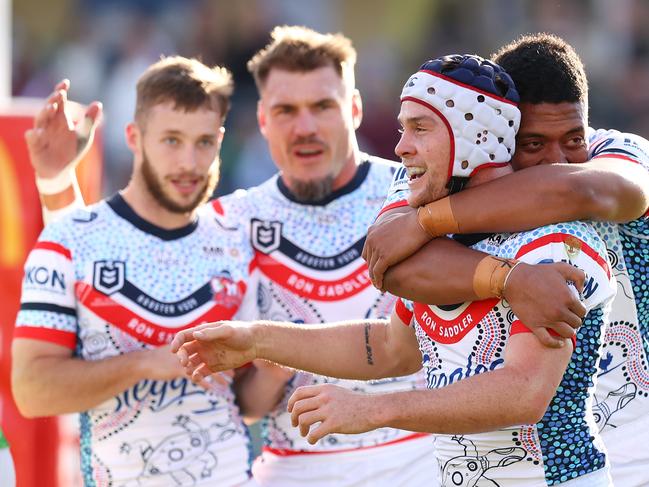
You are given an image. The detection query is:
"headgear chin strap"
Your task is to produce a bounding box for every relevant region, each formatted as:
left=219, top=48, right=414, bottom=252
left=401, top=54, right=521, bottom=194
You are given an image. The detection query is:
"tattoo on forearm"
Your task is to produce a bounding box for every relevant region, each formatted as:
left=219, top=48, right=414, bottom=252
left=364, top=323, right=374, bottom=365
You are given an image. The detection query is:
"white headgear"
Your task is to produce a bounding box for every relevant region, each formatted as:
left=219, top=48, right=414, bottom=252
left=401, top=55, right=521, bottom=193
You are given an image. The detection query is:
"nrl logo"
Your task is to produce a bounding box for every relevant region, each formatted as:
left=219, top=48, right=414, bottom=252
left=251, top=219, right=282, bottom=254
left=93, top=260, right=126, bottom=295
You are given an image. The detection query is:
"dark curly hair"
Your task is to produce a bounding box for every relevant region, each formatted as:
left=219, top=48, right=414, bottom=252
left=491, top=33, right=588, bottom=107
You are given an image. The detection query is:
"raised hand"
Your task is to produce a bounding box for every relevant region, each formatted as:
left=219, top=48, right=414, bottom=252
left=25, top=79, right=102, bottom=179
left=503, top=262, right=587, bottom=348
left=287, top=384, right=376, bottom=444
left=362, top=207, right=430, bottom=290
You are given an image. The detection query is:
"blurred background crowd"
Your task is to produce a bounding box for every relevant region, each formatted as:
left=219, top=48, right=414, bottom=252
left=11, top=0, right=649, bottom=197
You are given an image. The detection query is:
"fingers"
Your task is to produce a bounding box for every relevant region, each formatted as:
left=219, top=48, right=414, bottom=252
left=371, top=257, right=387, bottom=291
left=193, top=324, right=230, bottom=341
left=531, top=327, right=565, bottom=349
left=289, top=394, right=322, bottom=427
left=287, top=385, right=320, bottom=413
left=557, top=263, right=586, bottom=293
left=84, top=101, right=103, bottom=125
left=361, top=237, right=370, bottom=263
left=190, top=362, right=212, bottom=383
left=568, top=299, right=587, bottom=327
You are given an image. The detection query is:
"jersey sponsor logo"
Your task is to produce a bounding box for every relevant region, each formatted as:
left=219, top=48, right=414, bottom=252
left=251, top=219, right=282, bottom=254
left=76, top=280, right=244, bottom=345
left=427, top=353, right=504, bottom=389
left=93, top=260, right=126, bottom=295
left=24, top=265, right=66, bottom=291
left=255, top=253, right=372, bottom=301
left=114, top=377, right=222, bottom=415
left=414, top=299, right=498, bottom=344
left=288, top=238, right=365, bottom=271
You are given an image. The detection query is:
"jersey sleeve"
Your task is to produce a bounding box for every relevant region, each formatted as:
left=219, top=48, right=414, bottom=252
left=14, top=223, right=78, bottom=349
left=505, top=223, right=616, bottom=341
left=588, top=128, right=649, bottom=218
left=211, top=189, right=253, bottom=233
left=395, top=298, right=414, bottom=326
left=376, top=166, right=410, bottom=218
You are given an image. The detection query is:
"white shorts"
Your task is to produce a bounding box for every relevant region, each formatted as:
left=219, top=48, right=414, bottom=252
left=602, top=414, right=649, bottom=487
left=557, top=467, right=612, bottom=487
left=252, top=435, right=438, bottom=487
left=0, top=448, right=16, bottom=487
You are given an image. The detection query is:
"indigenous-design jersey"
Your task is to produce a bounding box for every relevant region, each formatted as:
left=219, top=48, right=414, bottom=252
left=215, top=156, right=428, bottom=454
left=15, top=194, right=255, bottom=487
left=395, top=223, right=615, bottom=486
left=587, top=128, right=649, bottom=434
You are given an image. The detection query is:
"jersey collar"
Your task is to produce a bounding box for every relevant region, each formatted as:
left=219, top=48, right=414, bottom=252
left=107, top=193, right=199, bottom=241
left=276, top=160, right=371, bottom=206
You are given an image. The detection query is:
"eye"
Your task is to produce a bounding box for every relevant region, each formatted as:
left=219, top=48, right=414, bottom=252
left=198, top=138, right=215, bottom=148
left=567, top=135, right=585, bottom=147
left=520, top=140, right=542, bottom=150
left=397, top=127, right=404, bottom=135
left=164, top=136, right=179, bottom=145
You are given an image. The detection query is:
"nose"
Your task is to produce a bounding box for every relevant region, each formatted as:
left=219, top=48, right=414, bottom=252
left=394, top=132, right=413, bottom=159
left=177, top=146, right=199, bottom=172
left=543, top=142, right=568, bottom=164
left=294, top=109, right=317, bottom=136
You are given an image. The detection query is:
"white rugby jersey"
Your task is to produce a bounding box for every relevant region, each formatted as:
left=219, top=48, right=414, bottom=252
left=214, top=156, right=428, bottom=454
left=15, top=194, right=255, bottom=487
left=587, top=128, right=649, bottom=435
left=381, top=170, right=616, bottom=485
left=395, top=224, right=615, bottom=486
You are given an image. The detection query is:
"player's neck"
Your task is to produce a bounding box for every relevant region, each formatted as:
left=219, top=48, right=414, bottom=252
left=331, top=147, right=362, bottom=191
left=466, top=165, right=513, bottom=189
left=121, top=182, right=197, bottom=230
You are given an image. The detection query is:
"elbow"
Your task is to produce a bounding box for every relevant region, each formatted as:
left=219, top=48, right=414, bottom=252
left=515, top=387, right=553, bottom=425
left=567, top=166, right=648, bottom=222
left=12, top=387, right=43, bottom=419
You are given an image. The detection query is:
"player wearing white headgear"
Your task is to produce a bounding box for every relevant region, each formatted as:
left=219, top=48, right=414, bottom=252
left=174, top=53, right=615, bottom=486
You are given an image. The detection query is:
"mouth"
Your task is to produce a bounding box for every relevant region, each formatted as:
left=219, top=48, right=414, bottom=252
left=292, top=144, right=326, bottom=159
left=405, top=165, right=426, bottom=183
left=170, top=177, right=202, bottom=195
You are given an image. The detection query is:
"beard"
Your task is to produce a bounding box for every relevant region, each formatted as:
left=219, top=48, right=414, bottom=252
left=140, top=149, right=219, bottom=213
left=286, top=175, right=335, bottom=203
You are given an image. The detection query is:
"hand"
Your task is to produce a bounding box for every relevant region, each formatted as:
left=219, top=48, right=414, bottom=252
left=139, top=344, right=187, bottom=382
left=362, top=207, right=431, bottom=290
left=503, top=262, right=587, bottom=348
left=287, top=384, right=376, bottom=444
left=25, top=79, right=102, bottom=179
left=172, top=321, right=257, bottom=383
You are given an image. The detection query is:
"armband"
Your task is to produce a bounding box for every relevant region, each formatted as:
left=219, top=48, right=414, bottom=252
left=473, top=255, right=520, bottom=299
left=416, top=196, right=459, bottom=238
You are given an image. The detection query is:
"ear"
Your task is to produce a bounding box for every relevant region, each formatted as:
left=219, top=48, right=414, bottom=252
left=125, top=122, right=140, bottom=154
left=257, top=100, right=268, bottom=139
left=215, top=126, right=225, bottom=150
left=351, top=89, right=363, bottom=130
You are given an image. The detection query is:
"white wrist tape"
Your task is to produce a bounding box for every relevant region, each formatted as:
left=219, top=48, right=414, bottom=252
left=35, top=169, right=75, bottom=195
left=34, top=115, right=96, bottom=195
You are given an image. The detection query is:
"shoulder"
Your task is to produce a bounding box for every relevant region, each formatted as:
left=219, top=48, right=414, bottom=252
left=506, top=222, right=606, bottom=262
left=38, top=200, right=108, bottom=247
left=588, top=127, right=649, bottom=169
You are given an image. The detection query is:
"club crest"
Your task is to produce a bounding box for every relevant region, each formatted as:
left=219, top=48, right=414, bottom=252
left=93, top=260, right=126, bottom=295
left=251, top=219, right=282, bottom=254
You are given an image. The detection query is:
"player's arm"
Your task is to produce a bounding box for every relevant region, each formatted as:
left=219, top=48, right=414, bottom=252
left=173, top=310, right=422, bottom=383
left=366, top=156, right=648, bottom=290
left=233, top=360, right=295, bottom=423
left=11, top=339, right=185, bottom=417
left=25, top=80, right=99, bottom=223
left=288, top=331, right=572, bottom=443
